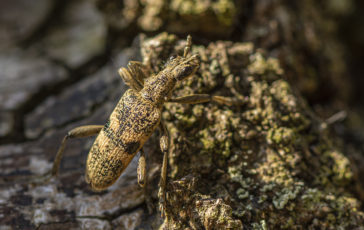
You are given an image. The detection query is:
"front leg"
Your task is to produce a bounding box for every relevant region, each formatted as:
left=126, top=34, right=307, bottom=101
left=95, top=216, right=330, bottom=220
left=158, top=121, right=169, bottom=217
left=118, top=61, right=150, bottom=91
left=127, top=61, right=150, bottom=83
left=118, top=66, right=143, bottom=91
left=168, top=94, right=245, bottom=106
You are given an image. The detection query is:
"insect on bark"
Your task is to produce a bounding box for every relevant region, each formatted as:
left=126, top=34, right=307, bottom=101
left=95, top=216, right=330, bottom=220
left=47, top=35, right=236, bottom=216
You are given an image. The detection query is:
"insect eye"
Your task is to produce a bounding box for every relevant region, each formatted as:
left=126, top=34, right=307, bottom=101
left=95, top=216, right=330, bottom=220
left=175, top=66, right=194, bottom=80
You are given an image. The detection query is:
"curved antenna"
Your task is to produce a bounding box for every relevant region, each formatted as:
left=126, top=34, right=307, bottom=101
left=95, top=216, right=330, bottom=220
left=183, top=35, right=192, bottom=58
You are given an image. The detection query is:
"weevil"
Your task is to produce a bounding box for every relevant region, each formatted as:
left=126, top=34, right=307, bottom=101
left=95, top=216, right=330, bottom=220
left=48, top=35, right=236, bottom=216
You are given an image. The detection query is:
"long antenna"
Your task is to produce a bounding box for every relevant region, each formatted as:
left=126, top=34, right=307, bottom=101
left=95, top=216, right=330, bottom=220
left=183, top=35, right=192, bottom=58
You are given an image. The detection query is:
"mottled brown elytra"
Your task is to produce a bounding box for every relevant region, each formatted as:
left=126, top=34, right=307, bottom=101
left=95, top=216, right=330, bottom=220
left=48, top=35, right=236, bottom=217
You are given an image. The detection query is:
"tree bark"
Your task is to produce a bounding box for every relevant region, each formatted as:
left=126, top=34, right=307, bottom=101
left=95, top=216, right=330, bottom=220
left=1, top=0, right=364, bottom=229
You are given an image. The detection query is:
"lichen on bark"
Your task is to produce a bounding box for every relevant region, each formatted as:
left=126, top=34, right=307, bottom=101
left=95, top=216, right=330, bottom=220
left=96, top=0, right=237, bottom=35
left=140, top=33, right=364, bottom=229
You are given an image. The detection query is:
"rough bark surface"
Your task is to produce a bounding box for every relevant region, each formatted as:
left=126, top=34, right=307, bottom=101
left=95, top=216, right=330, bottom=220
left=1, top=0, right=364, bottom=229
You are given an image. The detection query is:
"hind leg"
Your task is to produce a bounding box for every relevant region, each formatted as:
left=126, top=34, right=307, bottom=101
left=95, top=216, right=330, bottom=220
left=32, top=125, right=103, bottom=185
left=51, top=125, right=103, bottom=176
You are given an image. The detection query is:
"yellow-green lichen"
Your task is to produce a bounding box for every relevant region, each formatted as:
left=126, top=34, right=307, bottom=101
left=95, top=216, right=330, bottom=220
left=329, top=150, right=353, bottom=185
left=266, top=127, right=297, bottom=146
left=236, top=188, right=249, bottom=200
left=272, top=183, right=303, bottom=209
left=139, top=33, right=364, bottom=229
left=170, top=0, right=236, bottom=26
left=138, top=0, right=238, bottom=34
left=251, top=220, right=268, bottom=230
left=248, top=53, right=284, bottom=76
left=211, top=0, right=236, bottom=26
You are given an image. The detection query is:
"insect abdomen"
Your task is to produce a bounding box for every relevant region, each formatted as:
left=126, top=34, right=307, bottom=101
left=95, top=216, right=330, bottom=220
left=86, top=89, right=161, bottom=191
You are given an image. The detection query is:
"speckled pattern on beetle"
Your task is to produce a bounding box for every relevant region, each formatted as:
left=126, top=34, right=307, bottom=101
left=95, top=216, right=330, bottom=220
left=47, top=35, right=237, bottom=216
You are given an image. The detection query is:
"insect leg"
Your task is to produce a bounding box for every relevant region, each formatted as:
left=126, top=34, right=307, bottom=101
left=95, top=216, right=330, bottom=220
left=168, top=94, right=245, bottom=106
left=137, top=149, right=154, bottom=214
left=119, top=61, right=150, bottom=91
left=118, top=67, right=143, bottom=91
left=51, top=125, right=103, bottom=177
left=127, top=61, right=150, bottom=84
left=158, top=121, right=169, bottom=217
left=137, top=149, right=146, bottom=187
